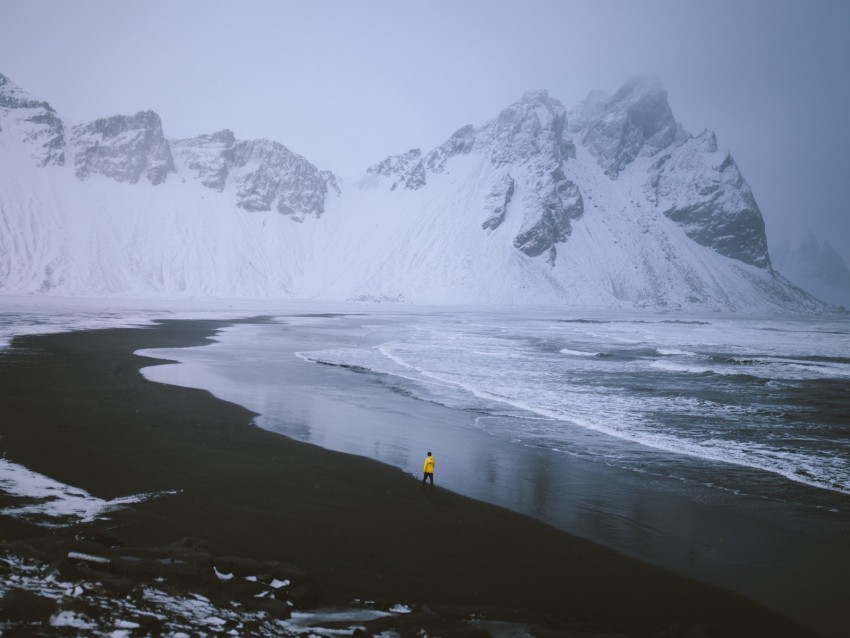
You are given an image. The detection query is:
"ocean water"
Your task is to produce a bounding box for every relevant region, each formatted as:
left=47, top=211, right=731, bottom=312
left=131, top=307, right=850, bottom=511
left=286, top=310, right=850, bottom=502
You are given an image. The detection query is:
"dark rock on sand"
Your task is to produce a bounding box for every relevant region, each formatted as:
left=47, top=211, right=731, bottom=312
left=0, top=589, right=58, bottom=622
left=246, top=597, right=292, bottom=620
left=2, top=527, right=314, bottom=623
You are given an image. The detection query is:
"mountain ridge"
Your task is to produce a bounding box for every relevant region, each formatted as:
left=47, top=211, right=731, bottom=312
left=0, top=71, right=828, bottom=312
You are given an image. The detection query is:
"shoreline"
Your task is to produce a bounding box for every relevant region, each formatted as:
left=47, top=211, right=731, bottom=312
left=0, top=319, right=820, bottom=636
left=139, top=314, right=850, bottom=637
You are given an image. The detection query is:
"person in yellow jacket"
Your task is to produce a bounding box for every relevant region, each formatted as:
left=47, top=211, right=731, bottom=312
left=421, top=451, right=435, bottom=490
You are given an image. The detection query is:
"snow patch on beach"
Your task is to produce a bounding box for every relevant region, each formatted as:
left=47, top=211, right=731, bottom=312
left=0, top=458, right=178, bottom=526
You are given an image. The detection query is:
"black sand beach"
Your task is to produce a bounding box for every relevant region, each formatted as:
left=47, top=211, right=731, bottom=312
left=0, top=320, right=821, bottom=636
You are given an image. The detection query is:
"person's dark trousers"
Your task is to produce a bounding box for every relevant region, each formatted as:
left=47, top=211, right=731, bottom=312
left=422, top=472, right=434, bottom=489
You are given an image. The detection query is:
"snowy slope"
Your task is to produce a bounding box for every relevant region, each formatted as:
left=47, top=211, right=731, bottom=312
left=0, top=71, right=825, bottom=312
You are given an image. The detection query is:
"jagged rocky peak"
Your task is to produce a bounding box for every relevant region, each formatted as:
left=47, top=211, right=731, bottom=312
left=479, top=90, right=582, bottom=263
left=479, top=89, right=574, bottom=166
left=576, top=75, right=683, bottom=178
left=209, top=129, right=236, bottom=145
left=173, top=131, right=338, bottom=220
left=70, top=110, right=175, bottom=185
left=0, top=72, right=65, bottom=167
left=366, top=89, right=583, bottom=264
left=566, top=77, right=772, bottom=270
left=366, top=148, right=425, bottom=190
left=645, top=129, right=771, bottom=269
left=0, top=72, right=44, bottom=110
left=567, top=89, right=609, bottom=132
left=171, top=129, right=237, bottom=191
left=370, top=90, right=575, bottom=191
left=225, top=139, right=327, bottom=217
left=424, top=124, right=476, bottom=174
left=366, top=124, right=477, bottom=190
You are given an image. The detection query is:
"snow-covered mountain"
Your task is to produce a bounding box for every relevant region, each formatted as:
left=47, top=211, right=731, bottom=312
left=171, top=130, right=339, bottom=220
left=772, top=234, right=850, bottom=309
left=0, top=70, right=825, bottom=311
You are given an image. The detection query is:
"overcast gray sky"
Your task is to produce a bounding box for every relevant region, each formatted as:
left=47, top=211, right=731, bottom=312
left=2, top=0, right=848, bottom=263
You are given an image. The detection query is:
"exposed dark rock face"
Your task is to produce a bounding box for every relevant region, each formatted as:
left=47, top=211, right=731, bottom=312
left=367, top=148, right=425, bottom=190
left=171, top=128, right=235, bottom=190
left=482, top=174, right=515, bottom=231
left=173, top=131, right=338, bottom=220
left=573, top=75, right=683, bottom=179
left=512, top=169, right=584, bottom=264
left=645, top=130, right=771, bottom=269
left=426, top=123, right=476, bottom=173
left=566, top=76, right=772, bottom=270
left=482, top=90, right=582, bottom=261
left=371, top=89, right=582, bottom=263
left=70, top=110, right=175, bottom=185
left=225, top=139, right=335, bottom=218
left=481, top=89, right=575, bottom=167
left=0, top=72, right=66, bottom=166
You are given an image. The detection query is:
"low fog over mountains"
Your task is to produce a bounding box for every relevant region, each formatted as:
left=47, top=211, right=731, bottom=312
left=772, top=234, right=850, bottom=309
left=0, top=71, right=830, bottom=311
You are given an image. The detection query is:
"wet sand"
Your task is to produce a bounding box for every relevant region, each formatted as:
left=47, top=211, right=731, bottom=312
left=0, top=320, right=820, bottom=636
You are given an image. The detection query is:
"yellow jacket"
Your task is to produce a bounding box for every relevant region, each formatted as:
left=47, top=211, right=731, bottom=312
left=423, top=455, right=435, bottom=473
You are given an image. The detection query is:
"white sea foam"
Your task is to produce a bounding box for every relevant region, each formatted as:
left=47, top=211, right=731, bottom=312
left=289, top=313, right=850, bottom=495
left=648, top=360, right=727, bottom=375
left=559, top=348, right=599, bottom=357
left=657, top=348, right=698, bottom=356
left=648, top=355, right=850, bottom=381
